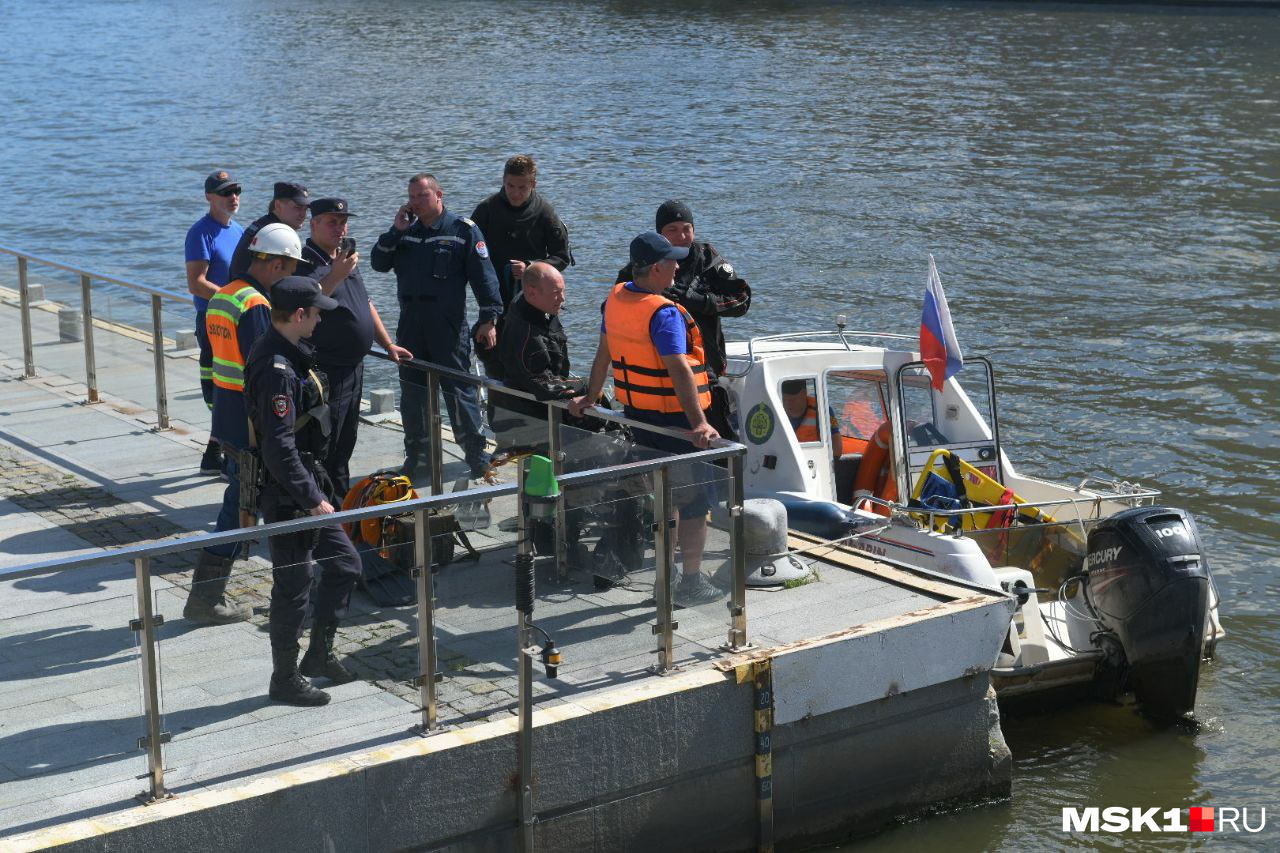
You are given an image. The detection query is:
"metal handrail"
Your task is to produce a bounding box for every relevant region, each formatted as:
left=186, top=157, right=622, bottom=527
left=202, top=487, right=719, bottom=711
left=722, top=328, right=915, bottom=378
left=2, top=243, right=190, bottom=429
left=0, top=244, right=189, bottom=303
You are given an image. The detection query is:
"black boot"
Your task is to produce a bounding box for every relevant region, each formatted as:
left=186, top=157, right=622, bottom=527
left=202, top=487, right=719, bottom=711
left=299, top=619, right=355, bottom=684
left=199, top=439, right=222, bottom=476
left=269, top=644, right=330, bottom=706
left=183, top=552, right=251, bottom=624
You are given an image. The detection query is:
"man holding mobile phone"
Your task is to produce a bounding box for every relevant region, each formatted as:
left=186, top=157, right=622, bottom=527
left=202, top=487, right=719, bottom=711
left=371, top=173, right=502, bottom=484
left=296, top=197, right=409, bottom=497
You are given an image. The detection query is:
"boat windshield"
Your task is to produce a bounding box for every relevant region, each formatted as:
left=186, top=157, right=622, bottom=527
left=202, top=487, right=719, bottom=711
left=824, top=369, right=889, bottom=455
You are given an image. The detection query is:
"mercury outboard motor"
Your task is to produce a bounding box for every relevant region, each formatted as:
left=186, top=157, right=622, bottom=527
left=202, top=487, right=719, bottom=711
left=1085, top=506, right=1210, bottom=717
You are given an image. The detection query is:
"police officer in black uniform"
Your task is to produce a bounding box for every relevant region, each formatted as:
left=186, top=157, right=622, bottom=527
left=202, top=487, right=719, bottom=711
left=229, top=181, right=310, bottom=281
left=296, top=197, right=411, bottom=498
left=371, top=172, right=502, bottom=482
left=616, top=200, right=751, bottom=438
left=244, top=277, right=361, bottom=707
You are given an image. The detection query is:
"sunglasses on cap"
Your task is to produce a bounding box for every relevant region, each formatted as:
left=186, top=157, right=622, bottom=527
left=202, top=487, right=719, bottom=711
left=216, top=186, right=242, bottom=197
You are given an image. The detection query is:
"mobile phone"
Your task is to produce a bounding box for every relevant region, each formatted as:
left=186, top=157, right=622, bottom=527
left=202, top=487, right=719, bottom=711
left=339, top=237, right=356, bottom=256
left=402, top=206, right=416, bottom=224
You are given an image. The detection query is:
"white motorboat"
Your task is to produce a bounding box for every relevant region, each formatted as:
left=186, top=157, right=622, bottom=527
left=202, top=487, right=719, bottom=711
left=722, top=323, right=1224, bottom=716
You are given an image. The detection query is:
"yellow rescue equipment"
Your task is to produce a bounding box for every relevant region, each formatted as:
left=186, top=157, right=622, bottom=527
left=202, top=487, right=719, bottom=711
left=911, top=448, right=1057, bottom=533
left=342, top=471, right=417, bottom=558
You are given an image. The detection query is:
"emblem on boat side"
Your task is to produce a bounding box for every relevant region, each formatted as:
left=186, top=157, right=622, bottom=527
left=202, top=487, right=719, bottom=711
left=745, top=402, right=774, bottom=444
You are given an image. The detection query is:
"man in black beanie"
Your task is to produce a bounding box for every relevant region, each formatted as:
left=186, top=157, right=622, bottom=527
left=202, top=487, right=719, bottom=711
left=230, top=181, right=310, bottom=280
left=616, top=200, right=751, bottom=438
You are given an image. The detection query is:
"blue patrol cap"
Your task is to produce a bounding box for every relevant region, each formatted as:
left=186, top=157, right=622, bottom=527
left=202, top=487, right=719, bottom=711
left=309, top=197, right=357, bottom=217
left=204, top=169, right=240, bottom=194
left=272, top=276, right=339, bottom=313
left=629, top=231, right=689, bottom=266
left=273, top=182, right=309, bottom=205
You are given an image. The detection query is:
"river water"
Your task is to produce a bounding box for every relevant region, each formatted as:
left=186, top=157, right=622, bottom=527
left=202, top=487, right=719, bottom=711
left=2, top=0, right=1277, bottom=848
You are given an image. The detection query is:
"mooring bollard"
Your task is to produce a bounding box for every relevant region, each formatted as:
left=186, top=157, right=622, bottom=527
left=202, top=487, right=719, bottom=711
left=26, top=283, right=45, bottom=303
left=368, top=388, right=395, bottom=415
left=58, top=308, right=82, bottom=342
left=174, top=329, right=198, bottom=351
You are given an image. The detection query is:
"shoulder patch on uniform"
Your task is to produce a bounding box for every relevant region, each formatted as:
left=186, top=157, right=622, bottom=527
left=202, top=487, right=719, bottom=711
left=460, top=217, right=476, bottom=227
left=272, top=395, right=290, bottom=418
left=272, top=355, right=290, bottom=370
left=718, top=262, right=734, bottom=277
left=475, top=240, right=489, bottom=259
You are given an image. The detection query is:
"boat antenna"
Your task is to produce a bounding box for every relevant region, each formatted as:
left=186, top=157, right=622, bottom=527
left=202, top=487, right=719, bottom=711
left=835, top=314, right=850, bottom=350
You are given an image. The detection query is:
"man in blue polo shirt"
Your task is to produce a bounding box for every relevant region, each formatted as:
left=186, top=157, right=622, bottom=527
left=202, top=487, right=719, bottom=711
left=297, top=197, right=410, bottom=497
left=185, top=169, right=245, bottom=476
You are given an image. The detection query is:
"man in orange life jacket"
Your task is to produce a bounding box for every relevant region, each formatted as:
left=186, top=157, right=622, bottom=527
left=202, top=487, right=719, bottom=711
left=183, top=223, right=305, bottom=625
left=781, top=379, right=842, bottom=457
left=571, top=232, right=723, bottom=607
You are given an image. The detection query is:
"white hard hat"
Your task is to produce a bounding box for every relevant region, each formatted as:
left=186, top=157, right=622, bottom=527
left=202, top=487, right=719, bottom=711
left=248, top=222, right=304, bottom=262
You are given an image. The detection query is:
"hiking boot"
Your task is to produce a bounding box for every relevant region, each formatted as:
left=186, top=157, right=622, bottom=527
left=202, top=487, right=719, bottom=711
left=183, top=552, right=251, bottom=624
left=299, top=619, right=355, bottom=684
left=198, top=440, right=222, bottom=476
left=674, top=572, right=723, bottom=608
left=269, top=644, right=330, bottom=706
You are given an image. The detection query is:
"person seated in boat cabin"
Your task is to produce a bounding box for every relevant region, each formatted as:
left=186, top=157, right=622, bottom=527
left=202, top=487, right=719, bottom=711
left=781, top=379, right=842, bottom=458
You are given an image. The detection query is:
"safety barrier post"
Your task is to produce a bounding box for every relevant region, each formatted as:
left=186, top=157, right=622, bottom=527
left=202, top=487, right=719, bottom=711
left=727, top=452, right=749, bottom=650
left=427, top=372, right=443, bottom=496
left=547, top=404, right=567, bottom=580
left=414, top=507, right=438, bottom=732
left=79, top=274, right=99, bottom=403
left=132, top=556, right=168, bottom=803
left=516, top=460, right=536, bottom=851
left=149, top=295, right=170, bottom=430
left=18, top=256, right=35, bottom=378
left=653, top=466, right=676, bottom=673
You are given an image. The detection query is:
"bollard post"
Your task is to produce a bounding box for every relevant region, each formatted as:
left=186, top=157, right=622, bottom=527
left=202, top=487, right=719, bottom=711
left=653, top=466, right=676, bottom=673
left=18, top=257, right=35, bottom=378
left=132, top=556, right=168, bottom=803
left=727, top=451, right=749, bottom=650
left=150, top=295, right=170, bottom=431
left=414, top=507, right=438, bottom=732
left=427, top=371, right=443, bottom=496
left=80, top=274, right=98, bottom=403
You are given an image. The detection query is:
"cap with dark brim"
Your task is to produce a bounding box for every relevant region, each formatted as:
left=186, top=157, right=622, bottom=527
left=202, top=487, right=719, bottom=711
left=630, top=231, right=689, bottom=266
left=309, top=197, right=357, bottom=217
left=205, top=169, right=240, bottom=194
left=272, top=276, right=339, bottom=312
left=273, top=181, right=310, bottom=205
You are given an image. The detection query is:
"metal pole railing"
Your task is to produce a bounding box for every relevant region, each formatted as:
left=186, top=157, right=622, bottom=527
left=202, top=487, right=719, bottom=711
left=727, top=452, right=749, bottom=651
left=414, top=507, right=438, bottom=732
left=80, top=273, right=99, bottom=403
left=516, top=460, right=535, bottom=852
left=132, top=556, right=168, bottom=803
left=653, top=467, right=676, bottom=673
left=18, top=256, right=35, bottom=377
left=547, top=404, right=567, bottom=581
left=149, top=294, right=170, bottom=430
left=427, top=371, right=443, bottom=496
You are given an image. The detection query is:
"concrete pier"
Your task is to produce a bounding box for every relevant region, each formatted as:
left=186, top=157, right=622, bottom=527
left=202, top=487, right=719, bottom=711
left=0, top=274, right=1014, bottom=850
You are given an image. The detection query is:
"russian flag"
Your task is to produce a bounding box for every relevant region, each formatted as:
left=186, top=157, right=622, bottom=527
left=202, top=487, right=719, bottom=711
left=919, top=254, right=963, bottom=391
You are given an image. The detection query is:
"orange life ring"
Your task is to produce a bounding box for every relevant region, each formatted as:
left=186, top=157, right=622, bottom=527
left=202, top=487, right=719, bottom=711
left=851, top=420, right=897, bottom=516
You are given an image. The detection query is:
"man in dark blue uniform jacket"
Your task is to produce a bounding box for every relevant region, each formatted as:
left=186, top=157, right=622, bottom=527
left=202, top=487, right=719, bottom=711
left=244, top=277, right=361, bottom=707
left=296, top=197, right=410, bottom=498
left=371, top=172, right=502, bottom=482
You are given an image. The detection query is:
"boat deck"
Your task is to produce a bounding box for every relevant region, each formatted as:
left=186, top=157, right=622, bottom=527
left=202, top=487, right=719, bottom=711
left=0, top=286, right=968, bottom=842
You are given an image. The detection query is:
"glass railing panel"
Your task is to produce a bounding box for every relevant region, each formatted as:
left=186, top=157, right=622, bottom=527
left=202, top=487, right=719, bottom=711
left=664, top=455, right=734, bottom=668
left=154, top=535, right=414, bottom=791
left=0, top=572, right=144, bottom=835
left=427, top=496, right=521, bottom=728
